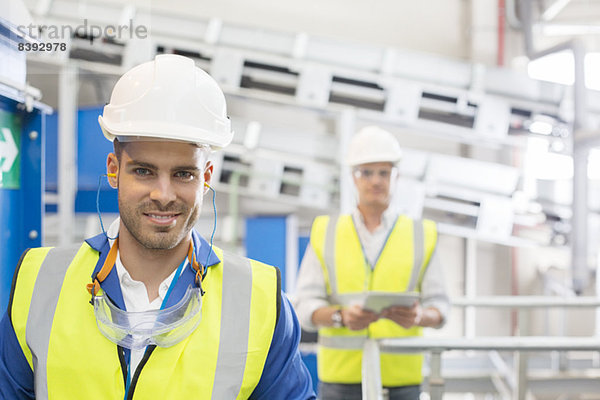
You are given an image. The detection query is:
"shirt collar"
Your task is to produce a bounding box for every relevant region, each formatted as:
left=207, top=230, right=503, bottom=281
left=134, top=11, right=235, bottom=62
left=85, top=222, right=220, bottom=310
left=115, top=251, right=182, bottom=310
left=352, top=206, right=397, bottom=232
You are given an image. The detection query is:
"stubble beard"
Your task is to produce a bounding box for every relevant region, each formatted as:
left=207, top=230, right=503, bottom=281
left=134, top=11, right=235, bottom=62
left=119, top=199, right=201, bottom=250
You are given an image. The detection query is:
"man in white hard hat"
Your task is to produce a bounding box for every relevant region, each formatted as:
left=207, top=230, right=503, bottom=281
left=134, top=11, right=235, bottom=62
left=294, top=126, right=449, bottom=400
left=0, top=54, right=315, bottom=399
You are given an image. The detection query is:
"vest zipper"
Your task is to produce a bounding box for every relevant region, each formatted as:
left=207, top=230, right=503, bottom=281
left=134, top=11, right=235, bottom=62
left=125, top=345, right=157, bottom=400
left=350, top=216, right=399, bottom=338
left=117, top=346, right=128, bottom=386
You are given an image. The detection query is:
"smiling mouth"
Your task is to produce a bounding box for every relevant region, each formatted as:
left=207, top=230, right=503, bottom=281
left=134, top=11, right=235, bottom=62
left=146, top=213, right=178, bottom=219
left=144, top=213, right=181, bottom=225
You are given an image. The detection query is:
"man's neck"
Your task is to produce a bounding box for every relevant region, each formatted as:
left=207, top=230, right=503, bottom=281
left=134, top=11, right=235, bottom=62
left=357, top=204, right=387, bottom=233
left=117, top=229, right=190, bottom=301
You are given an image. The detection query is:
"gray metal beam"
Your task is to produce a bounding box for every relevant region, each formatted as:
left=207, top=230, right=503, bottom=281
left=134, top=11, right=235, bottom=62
left=57, top=64, right=77, bottom=245
left=451, top=295, right=600, bottom=308
left=379, top=336, right=600, bottom=352
left=519, top=0, right=591, bottom=294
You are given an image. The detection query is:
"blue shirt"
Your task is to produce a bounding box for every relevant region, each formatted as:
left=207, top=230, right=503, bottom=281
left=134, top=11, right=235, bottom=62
left=0, top=231, right=315, bottom=399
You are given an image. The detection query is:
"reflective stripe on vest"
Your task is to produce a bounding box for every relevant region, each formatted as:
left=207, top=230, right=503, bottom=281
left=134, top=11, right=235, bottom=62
left=407, top=220, right=424, bottom=292
left=26, top=245, right=80, bottom=399
left=323, top=214, right=339, bottom=296
left=17, top=243, right=276, bottom=399
left=211, top=252, right=252, bottom=399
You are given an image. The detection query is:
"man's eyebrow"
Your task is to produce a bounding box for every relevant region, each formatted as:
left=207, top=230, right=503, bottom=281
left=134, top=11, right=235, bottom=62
left=126, top=160, right=157, bottom=169
left=126, top=160, right=201, bottom=172
left=173, top=165, right=201, bottom=172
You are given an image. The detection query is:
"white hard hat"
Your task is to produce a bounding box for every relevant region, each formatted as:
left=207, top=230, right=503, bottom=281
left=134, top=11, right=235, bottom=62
left=98, top=54, right=233, bottom=148
left=345, top=126, right=402, bottom=166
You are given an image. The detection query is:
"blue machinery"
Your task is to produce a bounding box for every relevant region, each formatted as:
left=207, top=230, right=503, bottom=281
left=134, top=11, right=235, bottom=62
left=0, top=6, right=51, bottom=312
left=44, top=107, right=116, bottom=214
left=0, top=91, right=49, bottom=312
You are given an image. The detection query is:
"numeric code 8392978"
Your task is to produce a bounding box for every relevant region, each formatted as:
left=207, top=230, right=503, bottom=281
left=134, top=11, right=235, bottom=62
left=18, top=42, right=67, bottom=52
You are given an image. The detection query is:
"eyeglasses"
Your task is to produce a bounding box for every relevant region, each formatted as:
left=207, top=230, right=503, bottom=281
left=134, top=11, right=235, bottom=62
left=353, top=167, right=397, bottom=180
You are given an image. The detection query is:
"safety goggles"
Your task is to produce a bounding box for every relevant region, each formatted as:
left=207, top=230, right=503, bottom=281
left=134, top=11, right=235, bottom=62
left=353, top=166, right=398, bottom=180
left=87, top=238, right=206, bottom=350
left=93, top=285, right=202, bottom=350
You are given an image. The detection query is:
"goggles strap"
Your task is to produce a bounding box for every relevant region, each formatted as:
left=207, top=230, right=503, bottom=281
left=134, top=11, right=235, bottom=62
left=87, top=238, right=119, bottom=296
left=187, top=241, right=205, bottom=292
left=87, top=238, right=203, bottom=298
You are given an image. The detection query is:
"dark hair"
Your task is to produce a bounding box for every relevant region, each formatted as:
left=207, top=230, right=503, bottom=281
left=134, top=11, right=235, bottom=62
left=113, top=138, right=126, bottom=162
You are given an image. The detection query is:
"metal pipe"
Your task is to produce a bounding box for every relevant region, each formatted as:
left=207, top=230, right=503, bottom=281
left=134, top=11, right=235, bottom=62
left=285, top=214, right=299, bottom=296
left=379, top=336, right=600, bottom=352
left=428, top=351, right=444, bottom=400
left=541, top=0, right=572, bottom=21
left=596, top=253, right=600, bottom=337
left=515, top=349, right=528, bottom=400
left=451, top=295, right=600, bottom=307
left=464, top=238, right=477, bottom=337
left=506, top=0, right=573, bottom=28
left=497, top=0, right=506, bottom=66
left=337, top=109, right=356, bottom=215
left=571, top=39, right=589, bottom=294
left=519, top=0, right=590, bottom=294
left=504, top=0, right=522, bottom=30
left=489, top=350, right=516, bottom=389
left=368, top=336, right=600, bottom=399
left=57, top=65, right=78, bottom=245
left=227, top=170, right=241, bottom=245
left=361, top=339, right=383, bottom=400
left=519, top=0, right=535, bottom=56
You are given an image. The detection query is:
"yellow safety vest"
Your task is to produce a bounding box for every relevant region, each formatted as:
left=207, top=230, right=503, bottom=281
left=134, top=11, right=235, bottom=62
left=311, top=214, right=437, bottom=387
left=10, top=242, right=278, bottom=399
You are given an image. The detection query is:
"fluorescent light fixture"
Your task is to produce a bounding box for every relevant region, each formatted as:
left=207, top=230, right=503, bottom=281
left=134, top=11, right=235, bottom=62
left=527, top=51, right=574, bottom=85
left=529, top=120, right=553, bottom=135
left=243, top=121, right=261, bottom=150
left=525, top=137, right=573, bottom=180
left=527, top=51, right=600, bottom=91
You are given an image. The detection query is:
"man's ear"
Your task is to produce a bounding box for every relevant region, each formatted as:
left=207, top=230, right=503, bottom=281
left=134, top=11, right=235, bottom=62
left=106, top=153, right=119, bottom=188
left=203, top=161, right=214, bottom=194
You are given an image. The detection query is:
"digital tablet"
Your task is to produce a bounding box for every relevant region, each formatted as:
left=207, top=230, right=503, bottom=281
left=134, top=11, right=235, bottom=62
left=362, top=292, right=420, bottom=313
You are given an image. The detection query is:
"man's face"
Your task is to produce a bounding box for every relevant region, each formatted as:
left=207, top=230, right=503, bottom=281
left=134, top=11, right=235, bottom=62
left=107, top=140, right=211, bottom=250
left=352, top=162, right=397, bottom=209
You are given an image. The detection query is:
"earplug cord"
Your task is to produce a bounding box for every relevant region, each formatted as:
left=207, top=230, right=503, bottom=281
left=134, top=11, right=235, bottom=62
left=97, top=174, right=118, bottom=240
left=203, top=183, right=217, bottom=276
left=97, top=174, right=218, bottom=267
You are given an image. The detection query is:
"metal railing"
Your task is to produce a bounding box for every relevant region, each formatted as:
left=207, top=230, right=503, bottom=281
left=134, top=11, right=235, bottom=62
left=451, top=296, right=600, bottom=308
left=363, top=296, right=600, bottom=400
left=366, top=336, right=600, bottom=400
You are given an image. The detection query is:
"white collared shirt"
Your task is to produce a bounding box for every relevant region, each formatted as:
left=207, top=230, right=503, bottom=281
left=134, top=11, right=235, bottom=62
left=114, top=253, right=177, bottom=313
left=350, top=207, right=397, bottom=268
left=293, top=207, right=450, bottom=332
left=106, top=218, right=186, bottom=378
